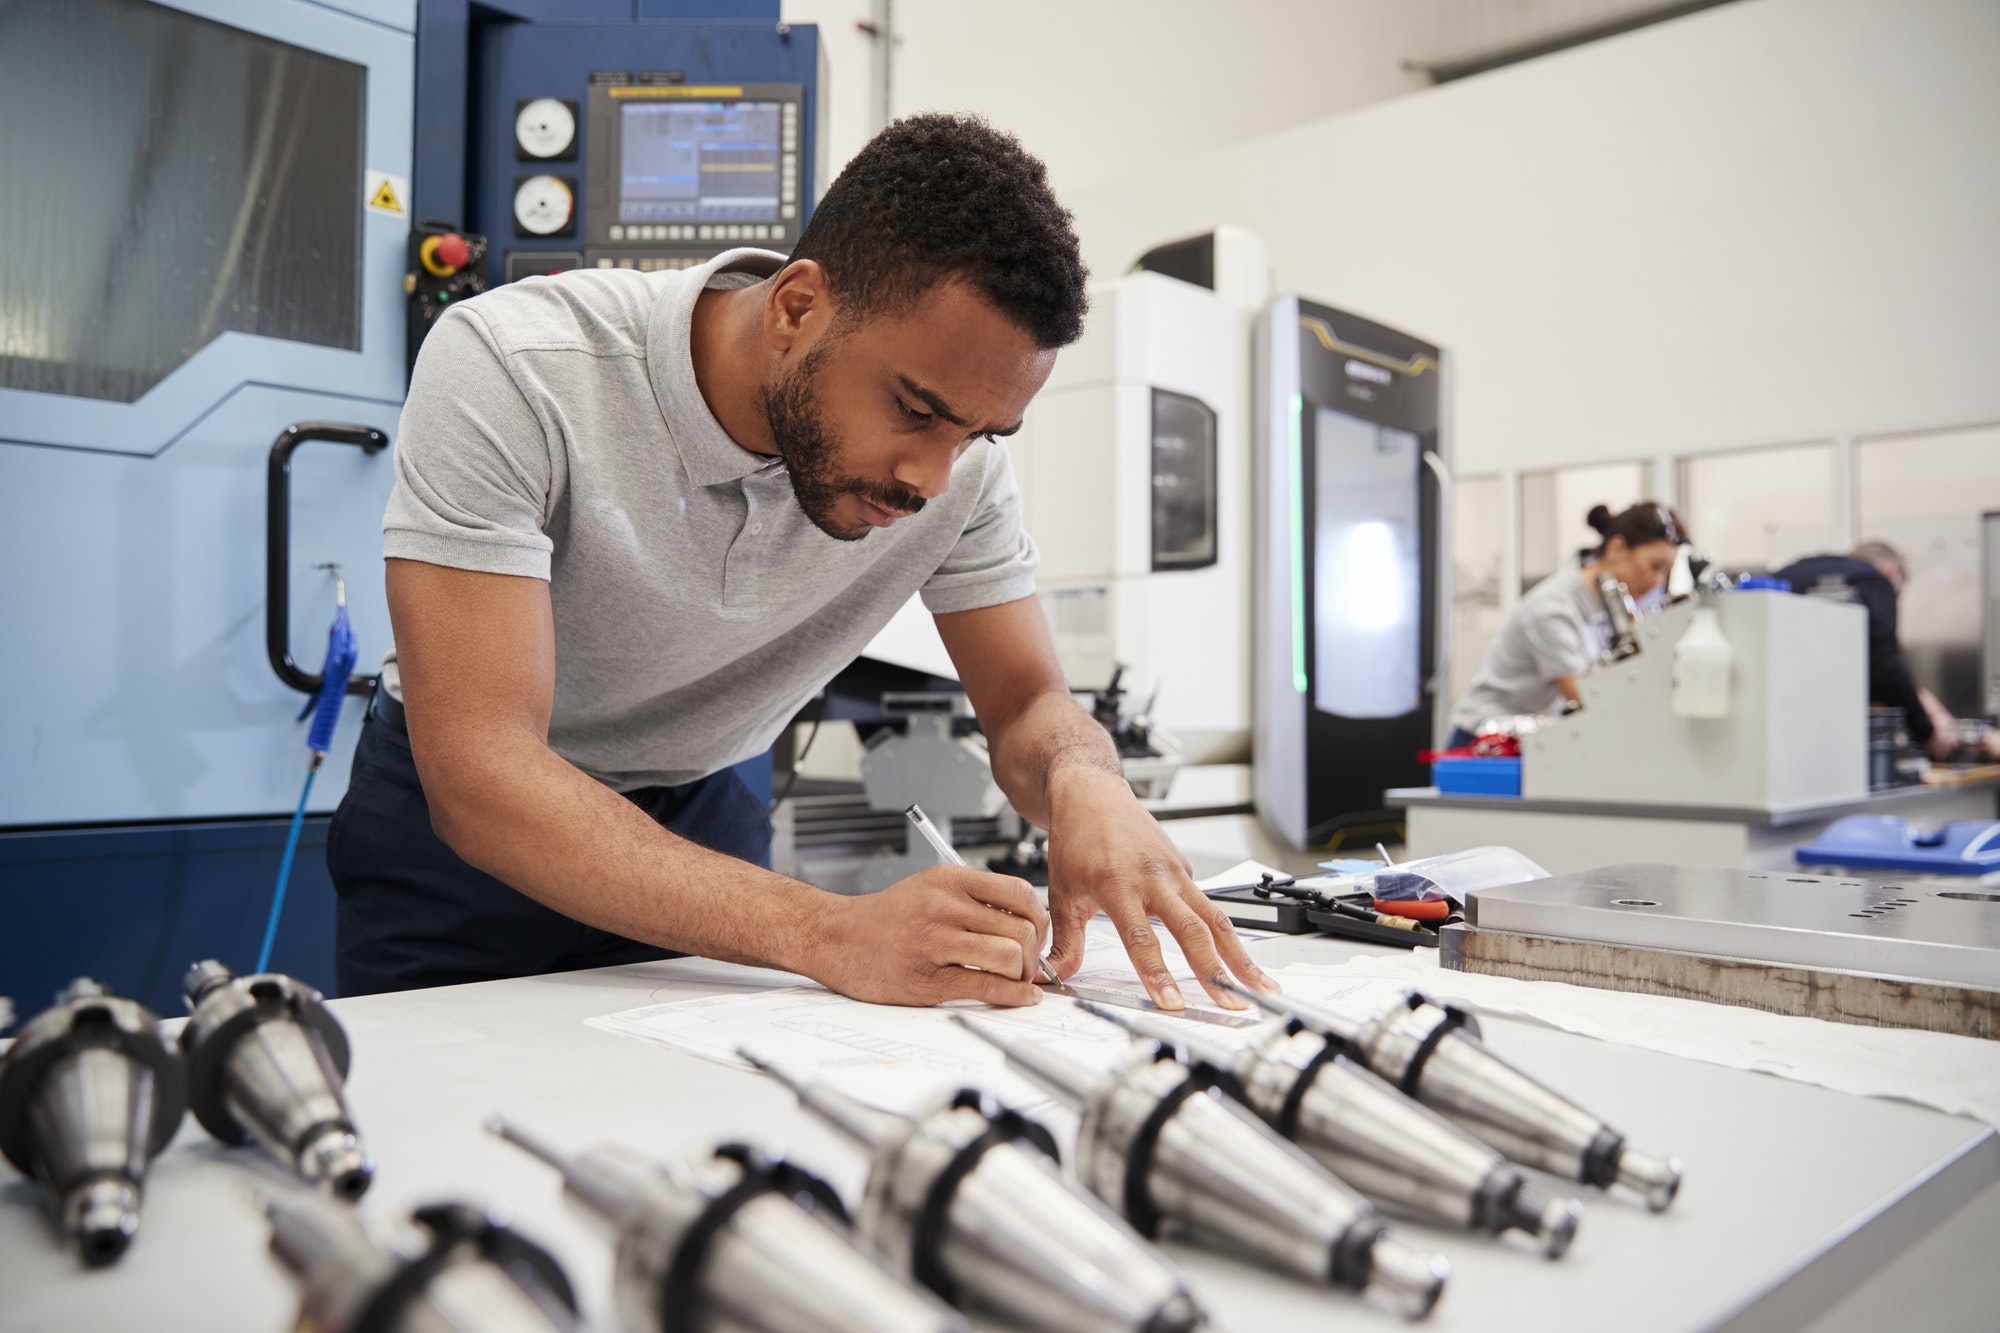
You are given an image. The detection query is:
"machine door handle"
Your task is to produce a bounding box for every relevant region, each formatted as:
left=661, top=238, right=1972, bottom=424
left=1421, top=449, right=1453, bottom=702
left=267, top=422, right=388, bottom=697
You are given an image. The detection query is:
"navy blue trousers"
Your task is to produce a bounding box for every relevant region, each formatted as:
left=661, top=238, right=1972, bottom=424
left=328, top=712, right=771, bottom=996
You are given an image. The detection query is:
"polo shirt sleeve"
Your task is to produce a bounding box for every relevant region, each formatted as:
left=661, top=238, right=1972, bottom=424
left=381, top=304, right=557, bottom=580
left=1517, top=593, right=1595, bottom=682
left=918, top=440, right=1040, bottom=614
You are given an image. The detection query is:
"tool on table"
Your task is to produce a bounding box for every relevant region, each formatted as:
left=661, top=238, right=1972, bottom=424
left=740, top=1050, right=1207, bottom=1333
left=1204, top=872, right=1443, bottom=948
left=488, top=1116, right=964, bottom=1333
left=906, top=802, right=1061, bottom=985
left=1225, top=983, right=1683, bottom=1211
left=266, top=1191, right=579, bottom=1333
left=0, top=979, right=186, bottom=1266
left=1360, top=845, right=1458, bottom=921
left=955, top=1014, right=1450, bottom=1320
left=1076, top=999, right=1582, bottom=1257
left=180, top=960, right=373, bottom=1199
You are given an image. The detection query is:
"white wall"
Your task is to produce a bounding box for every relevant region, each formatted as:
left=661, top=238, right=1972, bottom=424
left=782, top=0, right=1714, bottom=194
left=777, top=0, right=873, bottom=192
left=784, top=0, right=1440, bottom=195
left=1056, top=0, right=2000, bottom=476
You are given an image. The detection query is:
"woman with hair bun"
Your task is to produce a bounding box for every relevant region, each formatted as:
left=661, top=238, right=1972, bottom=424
left=1444, top=500, right=1686, bottom=747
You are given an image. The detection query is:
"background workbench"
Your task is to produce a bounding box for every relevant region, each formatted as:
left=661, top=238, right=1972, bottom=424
left=1387, top=775, right=2000, bottom=877
left=5, top=928, right=1998, bottom=1333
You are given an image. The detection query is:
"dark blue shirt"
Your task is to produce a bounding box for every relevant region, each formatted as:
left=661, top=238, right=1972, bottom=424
left=1772, top=554, right=1931, bottom=742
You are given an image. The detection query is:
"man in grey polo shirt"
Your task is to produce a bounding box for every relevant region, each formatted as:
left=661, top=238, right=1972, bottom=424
left=330, top=114, right=1273, bottom=1012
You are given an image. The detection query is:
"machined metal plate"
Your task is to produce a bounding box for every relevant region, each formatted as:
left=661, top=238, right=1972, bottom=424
left=1466, top=864, right=2000, bottom=989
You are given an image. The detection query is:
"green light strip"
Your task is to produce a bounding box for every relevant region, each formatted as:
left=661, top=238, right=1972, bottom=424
left=1289, top=393, right=1308, bottom=695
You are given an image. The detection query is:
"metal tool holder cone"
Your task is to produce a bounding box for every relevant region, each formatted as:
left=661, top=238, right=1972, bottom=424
left=1092, top=993, right=1583, bottom=1258
left=739, top=1050, right=1210, bottom=1333
left=1236, top=985, right=1683, bottom=1211
left=488, top=1115, right=966, bottom=1333
left=266, top=1190, right=580, bottom=1333
left=0, top=979, right=187, bottom=1266
left=955, top=1012, right=1450, bottom=1320
left=179, top=960, right=373, bottom=1199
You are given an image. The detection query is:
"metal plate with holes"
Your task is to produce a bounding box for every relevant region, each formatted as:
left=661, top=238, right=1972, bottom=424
left=1466, top=863, right=2000, bottom=988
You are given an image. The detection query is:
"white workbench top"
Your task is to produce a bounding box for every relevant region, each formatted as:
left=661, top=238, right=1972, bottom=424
left=3, top=928, right=1995, bottom=1333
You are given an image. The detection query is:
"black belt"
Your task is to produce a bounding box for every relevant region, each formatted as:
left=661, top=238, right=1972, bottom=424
left=368, top=684, right=408, bottom=735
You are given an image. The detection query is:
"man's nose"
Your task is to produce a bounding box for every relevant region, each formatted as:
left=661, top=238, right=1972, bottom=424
left=894, top=446, right=956, bottom=502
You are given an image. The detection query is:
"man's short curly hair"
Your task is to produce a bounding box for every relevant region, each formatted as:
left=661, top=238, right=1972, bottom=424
left=790, top=113, right=1089, bottom=348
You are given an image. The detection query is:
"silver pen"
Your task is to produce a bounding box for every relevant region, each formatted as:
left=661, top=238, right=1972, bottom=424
left=905, top=803, right=1061, bottom=985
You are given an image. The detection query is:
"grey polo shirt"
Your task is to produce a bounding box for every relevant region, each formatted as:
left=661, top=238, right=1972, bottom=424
left=1446, top=566, right=1609, bottom=733
left=381, top=250, right=1038, bottom=791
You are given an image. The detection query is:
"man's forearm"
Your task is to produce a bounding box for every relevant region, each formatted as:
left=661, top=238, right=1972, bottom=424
left=419, top=727, right=836, bottom=975
left=986, top=688, right=1126, bottom=828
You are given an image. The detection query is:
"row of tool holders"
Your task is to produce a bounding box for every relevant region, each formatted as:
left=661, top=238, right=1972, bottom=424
left=0, top=970, right=1682, bottom=1330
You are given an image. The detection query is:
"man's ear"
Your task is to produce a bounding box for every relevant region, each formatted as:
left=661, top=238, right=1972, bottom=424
left=764, top=259, right=833, bottom=353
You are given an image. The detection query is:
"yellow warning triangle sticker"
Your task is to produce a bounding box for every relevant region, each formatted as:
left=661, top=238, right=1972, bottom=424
left=368, top=179, right=403, bottom=214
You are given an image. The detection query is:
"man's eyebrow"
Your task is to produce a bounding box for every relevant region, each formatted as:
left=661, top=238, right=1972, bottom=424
left=896, top=375, right=970, bottom=427
left=897, top=375, right=1020, bottom=437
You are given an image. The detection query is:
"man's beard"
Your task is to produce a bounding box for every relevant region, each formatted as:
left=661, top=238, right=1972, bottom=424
left=762, top=342, right=926, bottom=542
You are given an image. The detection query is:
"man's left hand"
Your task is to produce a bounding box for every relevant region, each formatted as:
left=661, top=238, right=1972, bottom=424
left=1043, top=768, right=1278, bottom=1010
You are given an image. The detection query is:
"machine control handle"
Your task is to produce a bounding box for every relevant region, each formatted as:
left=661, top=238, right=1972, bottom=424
left=267, top=422, right=388, bottom=697
left=1421, top=449, right=1453, bottom=704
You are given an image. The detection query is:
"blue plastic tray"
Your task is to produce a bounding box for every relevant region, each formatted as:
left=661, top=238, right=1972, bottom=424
left=1795, top=815, right=2000, bottom=875
left=1433, top=757, right=1522, bottom=798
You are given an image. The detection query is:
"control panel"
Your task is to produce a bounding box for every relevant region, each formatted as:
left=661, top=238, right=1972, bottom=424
left=406, top=222, right=489, bottom=372
left=478, top=21, right=825, bottom=290
left=579, top=75, right=804, bottom=274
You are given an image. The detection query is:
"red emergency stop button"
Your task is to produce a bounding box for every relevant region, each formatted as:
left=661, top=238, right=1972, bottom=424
left=419, top=233, right=471, bottom=277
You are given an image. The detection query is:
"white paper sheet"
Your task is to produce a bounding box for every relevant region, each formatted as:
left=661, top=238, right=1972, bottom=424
left=1266, top=951, right=2000, bottom=1127
left=1195, top=858, right=1289, bottom=891
left=586, top=918, right=1262, bottom=1116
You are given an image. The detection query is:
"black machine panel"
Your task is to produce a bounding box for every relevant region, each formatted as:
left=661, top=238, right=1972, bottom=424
left=472, top=21, right=824, bottom=290
left=1297, top=300, right=1443, bottom=838
left=582, top=76, right=806, bottom=274
left=1151, top=388, right=1219, bottom=572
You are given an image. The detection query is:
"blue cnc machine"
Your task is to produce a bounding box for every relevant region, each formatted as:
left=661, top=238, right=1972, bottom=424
left=0, top=0, right=821, bottom=1012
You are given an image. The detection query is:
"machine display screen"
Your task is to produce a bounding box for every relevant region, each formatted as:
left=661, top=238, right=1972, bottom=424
left=1313, top=407, right=1422, bottom=719
left=618, top=101, right=783, bottom=224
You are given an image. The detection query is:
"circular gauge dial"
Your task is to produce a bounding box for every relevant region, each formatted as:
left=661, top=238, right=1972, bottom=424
left=515, top=98, right=576, bottom=159
left=513, top=175, right=574, bottom=236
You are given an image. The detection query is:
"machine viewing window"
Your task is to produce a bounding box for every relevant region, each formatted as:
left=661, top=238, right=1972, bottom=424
left=0, top=0, right=364, bottom=403
left=1313, top=407, right=1421, bottom=720
left=1150, top=388, right=1218, bottom=572
left=618, top=101, right=783, bottom=224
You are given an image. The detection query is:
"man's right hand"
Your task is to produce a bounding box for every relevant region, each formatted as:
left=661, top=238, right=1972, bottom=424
left=805, top=865, right=1048, bottom=1007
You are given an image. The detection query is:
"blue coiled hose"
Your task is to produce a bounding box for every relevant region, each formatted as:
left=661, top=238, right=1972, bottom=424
left=257, top=576, right=358, bottom=975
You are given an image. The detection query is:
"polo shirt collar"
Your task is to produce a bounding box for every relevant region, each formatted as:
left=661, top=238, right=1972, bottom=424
left=649, top=248, right=790, bottom=488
